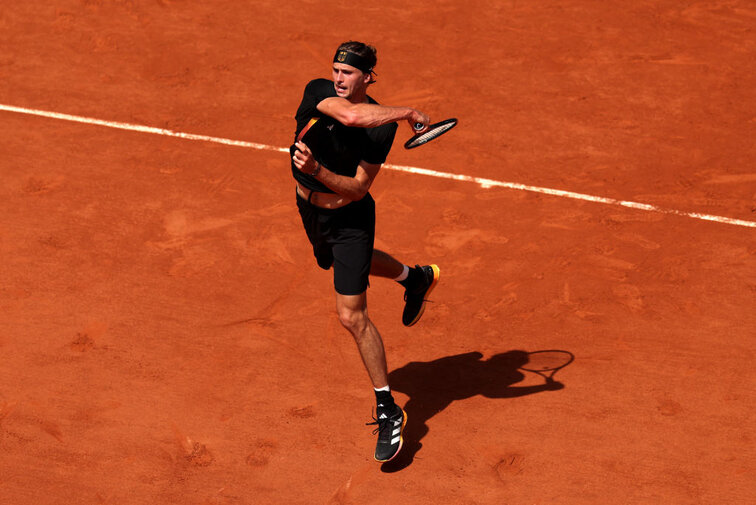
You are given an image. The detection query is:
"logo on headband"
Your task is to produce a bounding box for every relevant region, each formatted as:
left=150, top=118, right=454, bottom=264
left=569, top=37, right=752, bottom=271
left=333, top=49, right=374, bottom=75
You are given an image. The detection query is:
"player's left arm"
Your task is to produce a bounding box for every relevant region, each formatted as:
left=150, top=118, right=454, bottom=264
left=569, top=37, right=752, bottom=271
left=317, top=159, right=381, bottom=202
left=292, top=140, right=380, bottom=201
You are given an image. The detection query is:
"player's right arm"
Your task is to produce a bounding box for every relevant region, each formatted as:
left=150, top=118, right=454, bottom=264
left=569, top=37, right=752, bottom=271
left=317, top=97, right=429, bottom=131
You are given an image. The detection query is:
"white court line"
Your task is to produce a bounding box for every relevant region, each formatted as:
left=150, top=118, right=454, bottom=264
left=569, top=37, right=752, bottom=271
left=2, top=103, right=755, bottom=229
left=0, top=103, right=286, bottom=152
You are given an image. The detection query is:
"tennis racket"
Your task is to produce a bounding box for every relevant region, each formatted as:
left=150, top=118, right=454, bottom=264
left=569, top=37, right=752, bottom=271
left=404, top=118, right=458, bottom=149
left=519, top=350, right=574, bottom=384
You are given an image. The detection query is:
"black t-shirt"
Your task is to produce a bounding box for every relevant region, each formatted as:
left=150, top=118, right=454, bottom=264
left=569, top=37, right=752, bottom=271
left=290, top=78, right=398, bottom=193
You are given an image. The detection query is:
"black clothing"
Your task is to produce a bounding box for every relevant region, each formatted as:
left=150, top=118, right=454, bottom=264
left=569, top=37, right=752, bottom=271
left=296, top=191, right=375, bottom=296
left=290, top=78, right=397, bottom=193
left=291, top=78, right=398, bottom=295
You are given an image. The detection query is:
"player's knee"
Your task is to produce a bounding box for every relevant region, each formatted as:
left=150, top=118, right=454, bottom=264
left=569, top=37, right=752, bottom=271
left=337, top=306, right=368, bottom=334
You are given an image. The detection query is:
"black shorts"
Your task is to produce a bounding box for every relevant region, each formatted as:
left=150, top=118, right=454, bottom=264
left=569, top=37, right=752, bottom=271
left=296, top=192, right=375, bottom=295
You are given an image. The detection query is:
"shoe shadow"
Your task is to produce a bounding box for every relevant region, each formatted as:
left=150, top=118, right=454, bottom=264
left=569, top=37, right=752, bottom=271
left=380, top=349, right=571, bottom=473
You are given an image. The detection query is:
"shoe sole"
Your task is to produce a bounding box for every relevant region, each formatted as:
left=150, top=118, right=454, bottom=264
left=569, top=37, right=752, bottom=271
left=375, top=408, right=408, bottom=463
left=404, top=264, right=440, bottom=327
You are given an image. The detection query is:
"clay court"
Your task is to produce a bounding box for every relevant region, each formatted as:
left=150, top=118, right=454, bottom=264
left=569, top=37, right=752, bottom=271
left=1, top=1, right=755, bottom=504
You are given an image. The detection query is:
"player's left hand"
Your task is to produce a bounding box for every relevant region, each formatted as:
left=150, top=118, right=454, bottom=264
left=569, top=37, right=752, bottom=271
left=292, top=141, right=318, bottom=175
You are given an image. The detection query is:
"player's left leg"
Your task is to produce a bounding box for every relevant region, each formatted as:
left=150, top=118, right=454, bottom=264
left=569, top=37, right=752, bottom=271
left=370, top=250, right=440, bottom=327
left=369, top=249, right=404, bottom=278
left=399, top=264, right=440, bottom=327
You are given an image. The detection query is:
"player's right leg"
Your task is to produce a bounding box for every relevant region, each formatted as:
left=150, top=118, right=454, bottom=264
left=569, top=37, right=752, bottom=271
left=335, top=291, right=388, bottom=388
left=335, top=291, right=406, bottom=462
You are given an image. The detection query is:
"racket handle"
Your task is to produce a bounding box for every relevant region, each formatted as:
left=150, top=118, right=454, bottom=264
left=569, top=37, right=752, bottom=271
left=414, top=122, right=424, bottom=131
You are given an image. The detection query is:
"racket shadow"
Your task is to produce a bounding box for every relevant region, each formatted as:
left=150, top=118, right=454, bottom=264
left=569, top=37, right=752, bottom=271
left=381, top=349, right=571, bottom=473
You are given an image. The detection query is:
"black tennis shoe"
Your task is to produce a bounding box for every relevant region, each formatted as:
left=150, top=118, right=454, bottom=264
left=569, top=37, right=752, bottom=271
left=402, top=264, right=440, bottom=327
left=367, top=406, right=407, bottom=463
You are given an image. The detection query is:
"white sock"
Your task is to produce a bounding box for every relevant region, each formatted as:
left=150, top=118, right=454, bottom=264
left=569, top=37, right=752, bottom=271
left=374, top=386, right=392, bottom=412
left=393, top=265, right=409, bottom=282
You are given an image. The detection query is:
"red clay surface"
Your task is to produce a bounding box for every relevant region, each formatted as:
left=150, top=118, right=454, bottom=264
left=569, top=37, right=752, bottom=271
left=1, top=1, right=755, bottom=504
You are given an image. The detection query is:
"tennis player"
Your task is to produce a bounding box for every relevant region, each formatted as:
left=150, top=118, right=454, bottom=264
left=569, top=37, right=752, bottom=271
left=290, top=41, right=439, bottom=463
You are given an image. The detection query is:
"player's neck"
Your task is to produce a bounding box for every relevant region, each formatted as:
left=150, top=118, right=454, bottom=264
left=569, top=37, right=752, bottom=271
left=347, top=89, right=369, bottom=104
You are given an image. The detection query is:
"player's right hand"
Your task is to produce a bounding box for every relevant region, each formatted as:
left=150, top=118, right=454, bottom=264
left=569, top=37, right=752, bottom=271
left=407, top=110, right=430, bottom=132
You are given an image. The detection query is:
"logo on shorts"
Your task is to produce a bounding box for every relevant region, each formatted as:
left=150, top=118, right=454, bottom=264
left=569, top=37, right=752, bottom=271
left=337, top=51, right=347, bottom=62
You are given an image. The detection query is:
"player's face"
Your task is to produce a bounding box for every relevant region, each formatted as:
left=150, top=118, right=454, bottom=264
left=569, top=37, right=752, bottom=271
left=332, top=63, right=370, bottom=100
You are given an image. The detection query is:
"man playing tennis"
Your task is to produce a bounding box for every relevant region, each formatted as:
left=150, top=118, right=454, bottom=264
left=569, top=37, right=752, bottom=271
left=290, top=41, right=439, bottom=463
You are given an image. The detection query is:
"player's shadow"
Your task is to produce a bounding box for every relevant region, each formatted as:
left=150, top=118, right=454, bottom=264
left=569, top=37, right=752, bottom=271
left=381, top=349, right=568, bottom=473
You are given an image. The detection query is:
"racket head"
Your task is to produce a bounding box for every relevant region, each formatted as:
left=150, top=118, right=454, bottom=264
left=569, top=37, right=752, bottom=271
left=404, top=118, right=458, bottom=149
left=519, top=350, right=575, bottom=373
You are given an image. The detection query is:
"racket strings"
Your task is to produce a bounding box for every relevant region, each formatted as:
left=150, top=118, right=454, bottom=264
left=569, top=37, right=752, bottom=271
left=409, top=123, right=456, bottom=146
